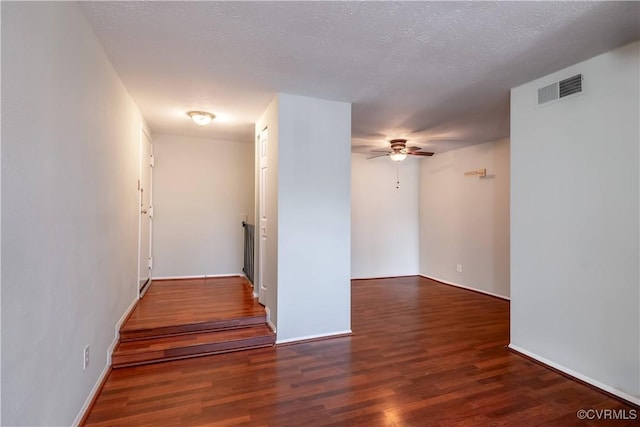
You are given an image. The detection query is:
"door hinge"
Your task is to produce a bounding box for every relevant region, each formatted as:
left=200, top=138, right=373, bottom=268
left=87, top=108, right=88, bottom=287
left=138, top=179, right=140, bottom=191
left=148, top=257, right=153, bottom=269
left=149, top=205, right=154, bottom=219
left=150, top=154, right=155, bottom=168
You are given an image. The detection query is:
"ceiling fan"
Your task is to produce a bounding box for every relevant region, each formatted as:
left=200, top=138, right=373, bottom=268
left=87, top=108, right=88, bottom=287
left=368, top=139, right=434, bottom=161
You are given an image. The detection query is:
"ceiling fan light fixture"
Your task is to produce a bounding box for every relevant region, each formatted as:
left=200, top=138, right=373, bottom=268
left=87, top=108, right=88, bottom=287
left=187, top=111, right=215, bottom=126
left=389, top=152, right=407, bottom=162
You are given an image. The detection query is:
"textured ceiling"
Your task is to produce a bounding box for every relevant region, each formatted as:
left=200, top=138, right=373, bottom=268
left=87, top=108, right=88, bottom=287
left=80, top=1, right=640, bottom=152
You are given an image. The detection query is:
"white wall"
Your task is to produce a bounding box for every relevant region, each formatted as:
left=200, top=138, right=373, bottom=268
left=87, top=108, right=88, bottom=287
left=277, top=94, right=352, bottom=343
left=419, top=139, right=510, bottom=299
left=151, top=134, right=254, bottom=278
left=256, top=94, right=351, bottom=343
left=351, top=154, right=420, bottom=279
left=0, top=4, right=3, bottom=425
left=510, top=41, right=640, bottom=402
left=2, top=3, right=145, bottom=425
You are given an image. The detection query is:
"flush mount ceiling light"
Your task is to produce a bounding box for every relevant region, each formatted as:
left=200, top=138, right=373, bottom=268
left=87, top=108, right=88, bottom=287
left=187, top=111, right=215, bottom=126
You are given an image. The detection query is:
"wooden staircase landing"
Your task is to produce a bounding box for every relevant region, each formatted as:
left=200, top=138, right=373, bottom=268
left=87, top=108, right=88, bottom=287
left=113, top=276, right=274, bottom=368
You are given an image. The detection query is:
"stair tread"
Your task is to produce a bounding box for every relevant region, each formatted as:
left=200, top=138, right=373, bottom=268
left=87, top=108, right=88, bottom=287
left=121, top=311, right=266, bottom=332
left=119, top=314, right=266, bottom=338
left=115, top=324, right=274, bottom=356
left=121, top=279, right=265, bottom=333
left=112, top=279, right=272, bottom=368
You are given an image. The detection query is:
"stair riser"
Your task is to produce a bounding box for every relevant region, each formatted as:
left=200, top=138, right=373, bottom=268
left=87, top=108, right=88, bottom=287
left=120, top=316, right=266, bottom=341
left=113, top=337, right=275, bottom=368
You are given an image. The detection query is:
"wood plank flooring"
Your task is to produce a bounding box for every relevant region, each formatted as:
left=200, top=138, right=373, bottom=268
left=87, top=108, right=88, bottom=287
left=120, top=276, right=266, bottom=340
left=84, top=276, right=636, bottom=426
left=112, top=325, right=275, bottom=368
left=113, top=277, right=274, bottom=367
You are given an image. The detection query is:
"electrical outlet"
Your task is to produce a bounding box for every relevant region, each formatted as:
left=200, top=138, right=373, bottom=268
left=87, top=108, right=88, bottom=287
left=456, top=264, right=462, bottom=273
left=83, top=345, right=90, bottom=370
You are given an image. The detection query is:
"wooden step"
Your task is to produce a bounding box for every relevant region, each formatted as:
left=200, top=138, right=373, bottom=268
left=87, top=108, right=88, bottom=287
left=119, top=314, right=266, bottom=342
left=112, top=324, right=275, bottom=368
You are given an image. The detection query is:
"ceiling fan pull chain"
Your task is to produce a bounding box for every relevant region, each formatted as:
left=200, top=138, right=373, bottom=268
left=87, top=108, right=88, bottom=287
left=396, top=164, right=400, bottom=189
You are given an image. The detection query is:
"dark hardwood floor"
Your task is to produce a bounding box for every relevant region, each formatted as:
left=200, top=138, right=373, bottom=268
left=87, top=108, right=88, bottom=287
left=113, top=276, right=274, bottom=367
left=122, top=276, right=266, bottom=336
left=83, top=276, right=636, bottom=426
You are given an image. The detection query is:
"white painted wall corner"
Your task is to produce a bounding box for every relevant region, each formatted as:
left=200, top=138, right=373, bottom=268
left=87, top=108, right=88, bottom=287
left=509, top=344, right=640, bottom=406
left=420, top=274, right=510, bottom=301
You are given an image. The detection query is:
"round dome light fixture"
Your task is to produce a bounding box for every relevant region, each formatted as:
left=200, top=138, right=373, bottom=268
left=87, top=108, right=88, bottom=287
left=389, top=151, right=407, bottom=162
left=187, top=111, right=215, bottom=126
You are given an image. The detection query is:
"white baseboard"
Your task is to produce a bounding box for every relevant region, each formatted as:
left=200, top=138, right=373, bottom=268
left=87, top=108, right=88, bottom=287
left=351, top=274, right=417, bottom=280
left=72, top=294, right=139, bottom=426
left=420, top=274, right=510, bottom=301
left=265, top=307, right=276, bottom=333
left=139, top=279, right=151, bottom=298
left=152, top=273, right=244, bottom=280
left=276, top=329, right=352, bottom=345
left=110, top=296, right=139, bottom=362
left=72, top=360, right=111, bottom=427
left=508, top=344, right=640, bottom=406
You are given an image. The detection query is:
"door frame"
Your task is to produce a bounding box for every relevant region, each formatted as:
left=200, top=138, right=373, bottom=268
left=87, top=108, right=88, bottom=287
left=258, top=127, right=268, bottom=305
left=137, top=126, right=154, bottom=298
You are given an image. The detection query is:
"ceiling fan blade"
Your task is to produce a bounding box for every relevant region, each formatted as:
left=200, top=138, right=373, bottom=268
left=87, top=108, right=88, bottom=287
left=406, top=146, right=422, bottom=152
left=370, top=149, right=392, bottom=153
left=367, top=153, right=389, bottom=159
left=409, top=151, right=435, bottom=157
left=352, top=144, right=376, bottom=153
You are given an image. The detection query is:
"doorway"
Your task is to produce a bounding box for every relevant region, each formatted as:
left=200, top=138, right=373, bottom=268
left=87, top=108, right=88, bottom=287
left=138, top=127, right=153, bottom=297
left=258, top=128, right=268, bottom=305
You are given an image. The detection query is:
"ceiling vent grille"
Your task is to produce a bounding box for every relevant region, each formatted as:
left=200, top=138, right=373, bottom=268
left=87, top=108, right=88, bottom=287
left=537, top=73, right=583, bottom=106
left=537, top=82, right=559, bottom=105
left=559, top=74, right=583, bottom=98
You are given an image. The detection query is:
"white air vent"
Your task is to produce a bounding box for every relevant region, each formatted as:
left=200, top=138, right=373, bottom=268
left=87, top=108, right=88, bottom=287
left=538, top=82, right=559, bottom=105
left=559, top=74, right=582, bottom=98
left=537, top=73, right=583, bottom=106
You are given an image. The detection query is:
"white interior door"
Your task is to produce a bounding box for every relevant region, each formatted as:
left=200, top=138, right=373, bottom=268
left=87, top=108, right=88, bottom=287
left=138, top=128, right=153, bottom=297
left=258, top=128, right=268, bottom=304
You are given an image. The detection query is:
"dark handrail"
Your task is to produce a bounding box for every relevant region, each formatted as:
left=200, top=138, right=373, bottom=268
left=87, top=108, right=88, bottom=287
left=242, top=221, right=255, bottom=284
